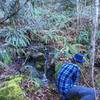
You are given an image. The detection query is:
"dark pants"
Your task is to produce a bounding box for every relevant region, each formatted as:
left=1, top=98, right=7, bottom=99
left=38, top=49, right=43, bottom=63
left=60, top=86, right=96, bottom=100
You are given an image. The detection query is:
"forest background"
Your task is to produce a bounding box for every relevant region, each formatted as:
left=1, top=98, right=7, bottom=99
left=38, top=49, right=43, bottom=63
left=0, top=0, right=100, bottom=100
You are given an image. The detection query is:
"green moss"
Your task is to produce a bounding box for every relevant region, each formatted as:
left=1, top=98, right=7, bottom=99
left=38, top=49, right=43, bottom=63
left=0, top=75, right=30, bottom=100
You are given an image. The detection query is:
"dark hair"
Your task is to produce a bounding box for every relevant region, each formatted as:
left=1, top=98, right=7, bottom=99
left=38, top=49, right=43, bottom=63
left=71, top=58, right=76, bottom=64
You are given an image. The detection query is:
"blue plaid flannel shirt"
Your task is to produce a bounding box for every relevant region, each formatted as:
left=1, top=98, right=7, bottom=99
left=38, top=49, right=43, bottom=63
left=56, top=63, right=80, bottom=94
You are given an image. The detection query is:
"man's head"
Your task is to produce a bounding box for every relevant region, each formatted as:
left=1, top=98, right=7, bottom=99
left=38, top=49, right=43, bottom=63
left=73, top=53, right=85, bottom=64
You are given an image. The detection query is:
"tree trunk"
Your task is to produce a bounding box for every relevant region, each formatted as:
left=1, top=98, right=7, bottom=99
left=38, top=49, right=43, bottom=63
left=85, top=0, right=87, bottom=7
left=90, top=0, right=99, bottom=99
left=76, top=0, right=80, bottom=34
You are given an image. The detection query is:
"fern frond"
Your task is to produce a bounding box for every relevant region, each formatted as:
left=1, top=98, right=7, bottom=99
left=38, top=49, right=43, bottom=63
left=5, top=29, right=30, bottom=47
left=0, top=47, right=11, bottom=64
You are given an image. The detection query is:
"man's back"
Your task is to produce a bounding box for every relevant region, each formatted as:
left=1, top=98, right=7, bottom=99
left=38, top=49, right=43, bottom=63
left=56, top=63, right=80, bottom=94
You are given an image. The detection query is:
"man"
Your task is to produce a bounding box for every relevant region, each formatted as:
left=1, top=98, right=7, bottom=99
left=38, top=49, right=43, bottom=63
left=56, top=53, right=96, bottom=100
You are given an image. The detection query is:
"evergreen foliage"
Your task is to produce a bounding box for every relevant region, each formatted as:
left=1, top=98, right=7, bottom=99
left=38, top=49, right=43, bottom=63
left=0, top=75, right=30, bottom=100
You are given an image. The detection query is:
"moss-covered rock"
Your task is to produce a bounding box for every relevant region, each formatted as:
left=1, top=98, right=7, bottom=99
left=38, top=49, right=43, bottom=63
left=0, top=75, right=30, bottom=100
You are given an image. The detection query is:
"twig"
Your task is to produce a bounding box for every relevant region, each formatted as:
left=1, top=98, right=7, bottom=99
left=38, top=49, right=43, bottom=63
left=22, top=53, right=30, bottom=66
left=80, top=69, right=91, bottom=87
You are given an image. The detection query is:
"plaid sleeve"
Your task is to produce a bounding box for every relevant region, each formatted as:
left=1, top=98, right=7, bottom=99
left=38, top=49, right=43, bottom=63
left=56, top=63, right=75, bottom=94
left=72, top=65, right=80, bottom=84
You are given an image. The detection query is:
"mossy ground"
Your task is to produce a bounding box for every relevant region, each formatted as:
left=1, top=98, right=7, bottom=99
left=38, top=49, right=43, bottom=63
left=0, top=75, right=30, bottom=100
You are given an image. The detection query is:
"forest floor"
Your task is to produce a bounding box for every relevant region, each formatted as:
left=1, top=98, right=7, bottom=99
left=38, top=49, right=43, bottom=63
left=0, top=60, right=100, bottom=100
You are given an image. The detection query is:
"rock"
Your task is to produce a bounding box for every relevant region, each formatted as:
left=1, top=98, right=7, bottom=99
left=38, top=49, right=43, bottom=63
left=32, top=52, right=44, bottom=59
left=20, top=65, right=40, bottom=79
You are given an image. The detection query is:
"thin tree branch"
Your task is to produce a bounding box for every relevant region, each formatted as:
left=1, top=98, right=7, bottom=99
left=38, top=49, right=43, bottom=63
left=80, top=69, right=91, bottom=87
